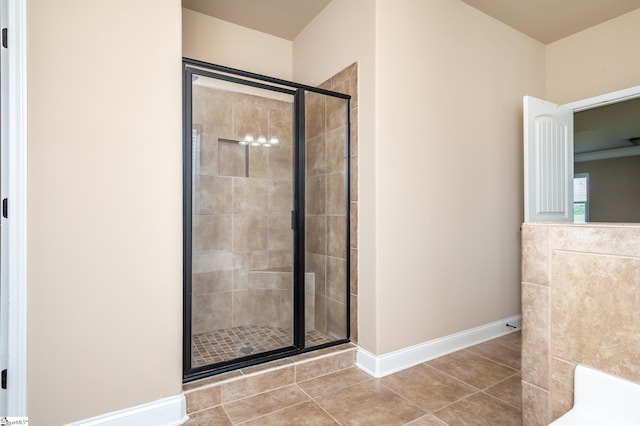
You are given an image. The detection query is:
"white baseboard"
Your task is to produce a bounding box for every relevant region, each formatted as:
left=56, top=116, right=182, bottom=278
left=356, top=315, right=521, bottom=378
left=68, top=394, right=187, bottom=426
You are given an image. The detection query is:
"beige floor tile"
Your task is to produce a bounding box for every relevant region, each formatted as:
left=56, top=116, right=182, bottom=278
left=183, top=405, right=232, bottom=426
left=298, top=366, right=372, bottom=398
left=223, top=384, right=309, bottom=424
left=433, top=392, right=522, bottom=426
left=497, top=331, right=521, bottom=347
left=185, top=385, right=221, bottom=413
left=404, top=414, right=448, bottom=425
left=381, top=364, right=477, bottom=412
left=427, top=350, right=517, bottom=389
left=315, top=380, right=426, bottom=425
left=241, top=401, right=339, bottom=425
left=484, top=374, right=522, bottom=410
left=466, top=338, right=521, bottom=370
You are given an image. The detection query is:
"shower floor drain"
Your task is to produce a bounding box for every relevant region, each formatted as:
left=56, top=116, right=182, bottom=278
left=239, top=346, right=254, bottom=354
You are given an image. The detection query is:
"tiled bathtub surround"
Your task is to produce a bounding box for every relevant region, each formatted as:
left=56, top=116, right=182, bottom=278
left=521, top=223, right=640, bottom=425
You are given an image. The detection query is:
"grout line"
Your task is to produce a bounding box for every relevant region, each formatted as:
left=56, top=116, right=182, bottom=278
left=480, top=389, right=522, bottom=412
left=482, top=372, right=523, bottom=411
left=221, top=383, right=305, bottom=424
left=376, top=380, right=428, bottom=417
left=460, top=347, right=520, bottom=372
left=232, top=396, right=312, bottom=425
left=431, top=389, right=484, bottom=417
left=421, top=363, right=482, bottom=392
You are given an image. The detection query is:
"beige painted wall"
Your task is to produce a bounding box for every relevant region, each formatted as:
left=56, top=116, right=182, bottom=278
left=373, top=0, right=544, bottom=354
left=182, top=8, right=292, bottom=80
left=295, top=0, right=545, bottom=355
left=27, top=1, right=183, bottom=424
left=546, top=8, right=640, bottom=104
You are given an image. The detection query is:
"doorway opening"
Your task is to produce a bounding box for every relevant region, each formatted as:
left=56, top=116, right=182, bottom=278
left=524, top=85, right=640, bottom=224
left=183, top=59, right=351, bottom=381
left=572, top=96, right=640, bottom=223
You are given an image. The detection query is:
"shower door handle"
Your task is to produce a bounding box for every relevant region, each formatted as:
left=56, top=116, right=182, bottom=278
left=291, top=210, right=296, bottom=230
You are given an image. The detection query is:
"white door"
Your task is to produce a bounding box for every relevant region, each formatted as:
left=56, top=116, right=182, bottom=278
left=1, top=0, right=28, bottom=415
left=523, top=96, right=574, bottom=223
left=0, top=0, right=9, bottom=414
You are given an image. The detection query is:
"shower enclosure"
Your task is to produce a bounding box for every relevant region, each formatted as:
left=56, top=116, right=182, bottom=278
left=183, top=59, right=351, bottom=380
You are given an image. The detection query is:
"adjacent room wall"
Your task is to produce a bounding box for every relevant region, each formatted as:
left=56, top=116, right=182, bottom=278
left=182, top=8, right=293, bottom=80
left=574, top=156, right=640, bottom=222
left=546, top=8, right=640, bottom=104
left=373, top=0, right=545, bottom=354
left=27, top=0, right=183, bottom=424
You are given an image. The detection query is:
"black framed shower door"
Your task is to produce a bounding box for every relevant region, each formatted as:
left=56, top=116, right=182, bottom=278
left=183, top=59, right=351, bottom=381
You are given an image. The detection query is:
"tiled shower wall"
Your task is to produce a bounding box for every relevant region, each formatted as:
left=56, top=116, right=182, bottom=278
left=521, top=223, right=640, bottom=425
left=191, top=62, right=359, bottom=344
left=191, top=86, right=307, bottom=334
left=305, top=63, right=358, bottom=341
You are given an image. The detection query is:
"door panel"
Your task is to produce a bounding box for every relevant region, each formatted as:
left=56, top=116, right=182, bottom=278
left=186, top=72, right=297, bottom=370
left=524, top=96, right=574, bottom=223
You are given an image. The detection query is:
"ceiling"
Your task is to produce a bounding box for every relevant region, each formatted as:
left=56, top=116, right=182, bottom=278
left=182, top=0, right=640, bottom=43
left=182, top=0, right=331, bottom=40
left=459, top=0, right=640, bottom=44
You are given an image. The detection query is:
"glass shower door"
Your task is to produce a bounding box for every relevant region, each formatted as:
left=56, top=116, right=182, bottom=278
left=183, top=60, right=352, bottom=381
left=186, top=72, right=297, bottom=370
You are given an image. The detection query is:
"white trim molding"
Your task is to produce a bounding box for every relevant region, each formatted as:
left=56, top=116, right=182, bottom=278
left=563, top=85, right=640, bottom=112
left=67, top=394, right=188, bottom=426
left=4, top=0, right=29, bottom=415
left=356, top=315, right=521, bottom=378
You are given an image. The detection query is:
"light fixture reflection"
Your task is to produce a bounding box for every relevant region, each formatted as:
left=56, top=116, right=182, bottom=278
left=239, top=133, right=279, bottom=148
left=240, top=134, right=253, bottom=146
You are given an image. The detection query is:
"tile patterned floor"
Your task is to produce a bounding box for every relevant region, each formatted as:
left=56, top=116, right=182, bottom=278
left=185, top=331, right=522, bottom=425
left=192, top=326, right=333, bottom=367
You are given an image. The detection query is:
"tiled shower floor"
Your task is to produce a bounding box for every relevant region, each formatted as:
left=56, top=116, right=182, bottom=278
left=192, top=325, right=333, bottom=367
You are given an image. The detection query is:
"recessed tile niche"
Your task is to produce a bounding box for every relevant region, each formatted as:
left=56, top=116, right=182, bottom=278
left=218, top=139, right=248, bottom=177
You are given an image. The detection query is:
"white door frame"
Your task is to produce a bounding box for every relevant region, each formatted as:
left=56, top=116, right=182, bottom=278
left=0, top=0, right=28, bottom=415
left=563, top=85, right=640, bottom=112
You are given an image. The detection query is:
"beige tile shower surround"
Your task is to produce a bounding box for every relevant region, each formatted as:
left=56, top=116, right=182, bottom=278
left=307, top=63, right=358, bottom=340
left=190, top=62, right=358, bottom=355
left=192, top=85, right=301, bottom=334
left=521, top=223, right=640, bottom=425
left=193, top=64, right=357, bottom=340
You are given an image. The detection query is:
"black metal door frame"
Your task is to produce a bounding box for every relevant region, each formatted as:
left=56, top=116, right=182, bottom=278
left=182, top=58, right=350, bottom=382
